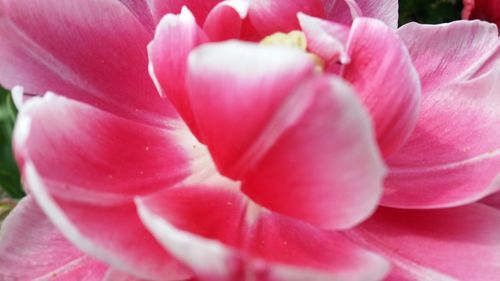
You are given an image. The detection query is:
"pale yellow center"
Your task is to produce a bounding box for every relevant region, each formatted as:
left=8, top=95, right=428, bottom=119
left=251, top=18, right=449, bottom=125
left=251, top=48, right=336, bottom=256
left=260, top=30, right=324, bottom=71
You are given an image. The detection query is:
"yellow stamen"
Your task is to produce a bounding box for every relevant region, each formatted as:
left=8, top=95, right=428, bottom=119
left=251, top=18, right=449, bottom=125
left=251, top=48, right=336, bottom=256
left=260, top=30, right=324, bottom=71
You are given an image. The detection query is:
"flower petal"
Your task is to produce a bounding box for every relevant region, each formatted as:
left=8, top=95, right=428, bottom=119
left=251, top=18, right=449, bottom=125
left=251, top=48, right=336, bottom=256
left=150, top=0, right=223, bottom=24
left=118, top=0, right=155, bottom=32
left=325, top=0, right=398, bottom=29
left=347, top=204, right=500, bottom=280
left=0, top=196, right=108, bottom=280
left=0, top=0, right=176, bottom=126
left=242, top=76, right=385, bottom=229
left=398, top=20, right=500, bottom=93
left=341, top=18, right=421, bottom=157
left=137, top=186, right=390, bottom=281
left=248, top=0, right=325, bottom=37
left=14, top=94, right=192, bottom=199
left=382, top=63, right=500, bottom=208
left=186, top=41, right=315, bottom=179
left=149, top=7, right=208, bottom=140
left=203, top=0, right=249, bottom=41
left=23, top=162, right=192, bottom=280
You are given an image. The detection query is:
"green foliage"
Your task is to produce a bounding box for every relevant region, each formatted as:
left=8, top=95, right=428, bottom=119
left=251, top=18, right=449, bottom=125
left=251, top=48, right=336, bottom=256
left=0, top=88, right=24, bottom=199
left=399, top=0, right=463, bottom=26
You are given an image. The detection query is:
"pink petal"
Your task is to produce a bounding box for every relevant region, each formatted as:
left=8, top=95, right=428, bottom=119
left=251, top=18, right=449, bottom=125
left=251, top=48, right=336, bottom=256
left=398, top=20, right=500, bottom=93
left=23, top=162, right=192, bottom=280
left=481, top=191, right=500, bottom=210
left=248, top=0, right=325, bottom=37
left=186, top=41, right=315, bottom=179
left=0, top=0, right=176, bottom=127
left=0, top=196, right=108, bottom=280
left=382, top=61, right=500, bottom=208
left=298, top=13, right=351, bottom=65
left=203, top=0, right=249, bottom=42
left=13, top=94, right=192, bottom=199
left=462, top=0, right=500, bottom=27
left=149, top=7, right=208, bottom=140
left=325, top=0, right=398, bottom=29
left=341, top=18, right=421, bottom=157
left=346, top=204, right=500, bottom=280
left=118, top=0, right=155, bottom=32
left=242, top=76, right=385, bottom=230
left=137, top=186, right=390, bottom=281
left=150, top=0, right=223, bottom=24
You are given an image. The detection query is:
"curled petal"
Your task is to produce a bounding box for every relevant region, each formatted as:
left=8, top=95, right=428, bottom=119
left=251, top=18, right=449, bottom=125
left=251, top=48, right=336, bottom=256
left=137, top=186, right=390, bottom=281
left=325, top=0, right=398, bottom=29
left=150, top=0, right=223, bottom=24
left=341, top=18, right=421, bottom=157
left=203, top=0, right=249, bottom=41
left=242, top=76, right=385, bottom=230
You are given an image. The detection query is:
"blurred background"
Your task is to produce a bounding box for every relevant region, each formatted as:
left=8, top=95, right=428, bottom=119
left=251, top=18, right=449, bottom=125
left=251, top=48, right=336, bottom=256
left=0, top=0, right=464, bottom=208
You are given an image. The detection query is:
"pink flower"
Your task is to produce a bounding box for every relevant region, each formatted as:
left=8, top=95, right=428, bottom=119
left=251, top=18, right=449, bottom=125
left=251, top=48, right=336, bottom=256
left=463, top=0, right=500, bottom=27
left=0, top=0, right=499, bottom=280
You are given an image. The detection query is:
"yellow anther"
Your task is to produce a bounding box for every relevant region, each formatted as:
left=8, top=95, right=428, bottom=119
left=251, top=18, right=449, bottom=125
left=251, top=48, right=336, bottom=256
left=260, top=30, right=324, bottom=71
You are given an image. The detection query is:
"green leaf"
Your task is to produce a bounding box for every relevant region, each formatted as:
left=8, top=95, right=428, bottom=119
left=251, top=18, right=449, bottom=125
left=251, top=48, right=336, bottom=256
left=0, top=88, right=25, bottom=199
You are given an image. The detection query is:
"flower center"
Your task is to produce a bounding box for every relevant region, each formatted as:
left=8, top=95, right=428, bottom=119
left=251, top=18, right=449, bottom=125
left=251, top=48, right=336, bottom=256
left=260, top=30, right=324, bottom=71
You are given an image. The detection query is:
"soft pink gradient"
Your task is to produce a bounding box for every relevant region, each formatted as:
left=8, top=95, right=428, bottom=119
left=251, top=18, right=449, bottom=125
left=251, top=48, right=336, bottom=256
left=0, top=0, right=499, bottom=280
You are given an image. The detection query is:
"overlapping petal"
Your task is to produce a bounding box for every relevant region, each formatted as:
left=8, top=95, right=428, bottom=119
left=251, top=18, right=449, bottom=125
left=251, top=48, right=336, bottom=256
left=325, top=0, right=398, bottom=29
left=203, top=0, right=249, bottom=41
left=346, top=204, right=500, bottom=280
left=242, top=76, right=386, bottom=229
left=383, top=23, right=500, bottom=208
left=0, top=196, right=108, bottom=280
left=12, top=94, right=196, bottom=280
left=0, top=0, right=176, bottom=126
left=150, top=0, right=223, bottom=24
left=137, top=186, right=390, bottom=281
left=463, top=0, right=500, bottom=27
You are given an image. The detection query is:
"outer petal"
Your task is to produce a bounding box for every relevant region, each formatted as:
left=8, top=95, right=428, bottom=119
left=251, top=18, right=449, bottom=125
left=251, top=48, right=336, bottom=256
left=325, top=0, right=398, bottom=29
left=242, top=76, right=385, bottom=230
left=136, top=186, right=390, bottom=281
left=0, top=0, right=176, bottom=126
left=118, top=0, right=155, bottom=32
left=150, top=0, right=222, bottom=24
left=462, top=0, right=500, bottom=27
left=149, top=7, right=208, bottom=140
left=341, top=18, right=421, bottom=157
left=22, top=162, right=192, bottom=281
left=346, top=205, right=500, bottom=281
left=14, top=94, right=191, bottom=198
left=248, top=0, right=325, bottom=37
left=398, top=20, right=500, bottom=93
left=186, top=41, right=315, bottom=179
left=0, top=196, right=108, bottom=280
left=382, top=61, right=500, bottom=208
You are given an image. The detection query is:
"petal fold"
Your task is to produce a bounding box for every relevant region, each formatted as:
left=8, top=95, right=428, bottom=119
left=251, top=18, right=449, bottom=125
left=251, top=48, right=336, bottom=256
left=137, top=186, right=390, bottom=281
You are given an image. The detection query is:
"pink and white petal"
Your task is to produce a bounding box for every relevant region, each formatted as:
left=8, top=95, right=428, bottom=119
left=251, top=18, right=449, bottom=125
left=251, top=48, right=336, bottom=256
left=149, top=7, right=208, bottom=140
left=341, top=18, right=421, bottom=157
left=298, top=13, right=351, bottom=65
left=325, top=0, right=398, bottom=28
left=118, top=0, right=155, bottom=32
left=14, top=94, right=193, bottom=199
left=203, top=0, right=249, bottom=42
left=242, top=76, right=385, bottom=230
left=398, top=20, right=500, bottom=93
left=0, top=0, right=176, bottom=127
left=383, top=68, right=500, bottom=208
left=0, top=196, right=108, bottom=280
left=462, top=0, right=500, bottom=27
left=137, top=186, right=390, bottom=281
left=346, top=204, right=500, bottom=281
left=186, top=41, right=315, bottom=179
left=248, top=0, right=325, bottom=37
left=23, top=163, right=192, bottom=281
left=150, top=0, right=222, bottom=24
